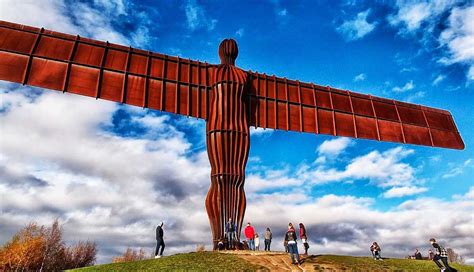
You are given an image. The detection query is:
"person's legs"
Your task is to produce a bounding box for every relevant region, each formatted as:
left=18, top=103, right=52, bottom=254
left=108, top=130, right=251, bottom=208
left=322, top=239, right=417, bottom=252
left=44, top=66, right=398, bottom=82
left=294, top=244, right=300, bottom=263
left=155, top=240, right=160, bottom=256
left=228, top=232, right=234, bottom=249
left=248, top=239, right=254, bottom=250
left=441, top=257, right=453, bottom=272
left=433, top=255, right=444, bottom=269
left=268, top=240, right=271, bottom=251
left=159, top=241, right=165, bottom=256
left=288, top=244, right=297, bottom=263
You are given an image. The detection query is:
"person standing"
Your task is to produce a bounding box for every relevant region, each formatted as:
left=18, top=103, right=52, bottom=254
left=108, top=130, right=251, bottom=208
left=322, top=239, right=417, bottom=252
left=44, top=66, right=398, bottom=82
left=430, top=238, right=457, bottom=272
left=244, top=222, right=255, bottom=250
left=155, top=222, right=165, bottom=258
left=285, top=223, right=301, bottom=265
left=414, top=248, right=423, bottom=260
left=254, top=233, right=260, bottom=251
left=299, top=223, right=310, bottom=255
left=428, top=249, right=434, bottom=260
left=370, top=242, right=382, bottom=260
left=264, top=227, right=272, bottom=251
left=225, top=218, right=236, bottom=249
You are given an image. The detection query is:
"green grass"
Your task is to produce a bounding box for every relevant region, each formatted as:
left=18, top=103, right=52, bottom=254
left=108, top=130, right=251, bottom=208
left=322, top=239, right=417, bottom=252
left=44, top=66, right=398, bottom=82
left=68, top=252, right=474, bottom=272
left=67, top=252, right=267, bottom=272
left=311, top=255, right=474, bottom=272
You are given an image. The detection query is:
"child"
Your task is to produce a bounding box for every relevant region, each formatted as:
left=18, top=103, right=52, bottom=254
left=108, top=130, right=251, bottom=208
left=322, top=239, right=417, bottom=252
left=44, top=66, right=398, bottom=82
left=254, top=233, right=260, bottom=250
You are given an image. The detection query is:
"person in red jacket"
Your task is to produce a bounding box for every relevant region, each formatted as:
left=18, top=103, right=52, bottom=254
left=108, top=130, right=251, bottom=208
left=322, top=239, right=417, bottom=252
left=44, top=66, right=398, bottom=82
left=244, top=222, right=256, bottom=250
left=299, top=223, right=310, bottom=255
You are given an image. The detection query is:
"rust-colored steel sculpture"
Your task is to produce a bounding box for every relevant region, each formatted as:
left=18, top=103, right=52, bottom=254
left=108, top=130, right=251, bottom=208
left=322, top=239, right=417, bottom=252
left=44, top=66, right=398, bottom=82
left=0, top=21, right=465, bottom=249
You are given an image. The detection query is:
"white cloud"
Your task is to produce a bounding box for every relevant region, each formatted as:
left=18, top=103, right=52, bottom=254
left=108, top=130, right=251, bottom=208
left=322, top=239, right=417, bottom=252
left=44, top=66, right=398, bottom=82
left=388, top=2, right=431, bottom=32
left=278, top=9, right=288, bottom=17
left=299, top=147, right=419, bottom=193
left=392, top=80, right=415, bottom=92
left=235, top=28, right=245, bottom=38
left=353, top=73, right=366, bottom=82
left=389, top=2, right=474, bottom=81
left=250, top=127, right=274, bottom=137
left=439, top=6, right=474, bottom=80
left=406, top=90, right=425, bottom=103
left=317, top=138, right=353, bottom=157
left=244, top=189, right=474, bottom=263
left=337, top=9, right=377, bottom=41
left=185, top=0, right=217, bottom=31
left=383, top=186, right=428, bottom=198
left=432, top=74, right=446, bottom=85
left=0, top=0, right=152, bottom=47
left=469, top=66, right=474, bottom=81
left=442, top=159, right=473, bottom=179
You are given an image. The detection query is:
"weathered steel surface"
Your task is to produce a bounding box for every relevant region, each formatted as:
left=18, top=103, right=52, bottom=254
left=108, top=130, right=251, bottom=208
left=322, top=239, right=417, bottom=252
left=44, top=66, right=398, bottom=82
left=0, top=20, right=466, bottom=249
left=247, top=73, right=465, bottom=149
left=0, top=20, right=212, bottom=119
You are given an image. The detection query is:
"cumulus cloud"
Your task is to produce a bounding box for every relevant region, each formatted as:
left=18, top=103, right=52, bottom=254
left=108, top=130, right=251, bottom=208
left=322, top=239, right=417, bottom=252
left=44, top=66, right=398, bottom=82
left=244, top=189, right=474, bottom=263
left=317, top=137, right=353, bottom=157
left=392, top=80, right=415, bottom=92
left=0, top=86, right=211, bottom=262
left=0, top=0, right=152, bottom=47
left=438, top=6, right=474, bottom=80
left=389, top=2, right=474, bottom=81
left=382, top=186, right=428, bottom=198
left=185, top=0, right=217, bottom=31
left=337, top=9, right=377, bottom=41
left=298, top=147, right=421, bottom=194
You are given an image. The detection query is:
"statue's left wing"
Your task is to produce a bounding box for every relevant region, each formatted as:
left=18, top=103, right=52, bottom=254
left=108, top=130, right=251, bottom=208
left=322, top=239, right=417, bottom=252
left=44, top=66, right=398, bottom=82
left=0, top=20, right=213, bottom=119
left=246, top=71, right=464, bottom=150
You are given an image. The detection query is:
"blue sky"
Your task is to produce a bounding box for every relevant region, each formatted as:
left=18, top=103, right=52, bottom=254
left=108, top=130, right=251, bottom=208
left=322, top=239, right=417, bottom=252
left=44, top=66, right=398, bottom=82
left=0, top=0, right=473, bottom=264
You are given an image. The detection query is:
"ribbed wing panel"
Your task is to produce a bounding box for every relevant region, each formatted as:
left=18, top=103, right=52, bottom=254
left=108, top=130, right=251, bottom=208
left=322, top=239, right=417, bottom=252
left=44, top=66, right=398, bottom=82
left=247, top=72, right=464, bottom=150
left=0, top=20, right=212, bottom=119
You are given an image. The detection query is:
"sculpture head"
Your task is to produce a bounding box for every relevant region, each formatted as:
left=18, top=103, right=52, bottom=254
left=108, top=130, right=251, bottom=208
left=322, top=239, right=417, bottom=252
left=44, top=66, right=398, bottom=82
left=218, top=38, right=238, bottom=65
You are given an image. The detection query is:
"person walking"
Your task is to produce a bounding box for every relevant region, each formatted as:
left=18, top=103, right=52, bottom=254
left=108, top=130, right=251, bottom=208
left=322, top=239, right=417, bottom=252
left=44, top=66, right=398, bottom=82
left=155, top=222, right=165, bottom=258
left=225, top=218, right=236, bottom=249
left=254, top=233, right=260, bottom=251
left=370, top=242, right=382, bottom=260
left=244, top=222, right=255, bottom=250
left=264, top=227, right=272, bottom=251
left=285, top=223, right=301, bottom=265
left=430, top=238, right=457, bottom=272
left=299, top=223, right=310, bottom=255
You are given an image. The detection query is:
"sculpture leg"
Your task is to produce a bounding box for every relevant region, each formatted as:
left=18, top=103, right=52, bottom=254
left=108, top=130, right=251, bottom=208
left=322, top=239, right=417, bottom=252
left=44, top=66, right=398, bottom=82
left=205, top=175, right=246, bottom=249
left=205, top=131, right=249, bottom=249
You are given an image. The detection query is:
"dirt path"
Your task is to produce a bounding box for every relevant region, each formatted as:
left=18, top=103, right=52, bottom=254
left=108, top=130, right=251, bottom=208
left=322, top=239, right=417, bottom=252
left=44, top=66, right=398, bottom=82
left=219, top=251, right=346, bottom=272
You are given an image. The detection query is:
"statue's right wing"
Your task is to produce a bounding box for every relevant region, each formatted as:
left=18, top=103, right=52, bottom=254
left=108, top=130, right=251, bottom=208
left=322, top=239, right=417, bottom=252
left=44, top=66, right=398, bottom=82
left=0, top=20, right=213, bottom=120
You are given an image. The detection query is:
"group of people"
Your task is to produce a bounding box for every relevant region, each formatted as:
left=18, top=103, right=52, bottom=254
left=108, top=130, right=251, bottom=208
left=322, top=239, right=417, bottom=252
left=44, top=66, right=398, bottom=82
left=370, top=238, right=457, bottom=272
left=242, top=221, right=309, bottom=265
left=156, top=221, right=458, bottom=272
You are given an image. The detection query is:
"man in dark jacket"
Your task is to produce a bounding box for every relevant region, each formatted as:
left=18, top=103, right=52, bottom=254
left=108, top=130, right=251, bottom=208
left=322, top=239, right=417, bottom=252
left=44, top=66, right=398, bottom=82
left=430, top=238, right=457, bottom=272
left=155, top=222, right=165, bottom=258
left=225, top=218, right=236, bottom=249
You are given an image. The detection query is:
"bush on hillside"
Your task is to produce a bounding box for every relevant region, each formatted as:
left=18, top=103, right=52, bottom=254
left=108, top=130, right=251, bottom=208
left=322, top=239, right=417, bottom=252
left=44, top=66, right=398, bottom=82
left=0, top=219, right=97, bottom=271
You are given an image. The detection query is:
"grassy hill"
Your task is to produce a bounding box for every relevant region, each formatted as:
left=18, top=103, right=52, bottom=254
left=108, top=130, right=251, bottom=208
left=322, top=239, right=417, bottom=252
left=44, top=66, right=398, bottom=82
left=68, top=251, right=474, bottom=271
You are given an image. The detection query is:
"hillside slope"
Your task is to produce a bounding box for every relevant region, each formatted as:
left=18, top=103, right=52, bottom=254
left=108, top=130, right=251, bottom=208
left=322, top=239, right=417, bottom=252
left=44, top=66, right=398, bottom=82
left=69, top=251, right=473, bottom=271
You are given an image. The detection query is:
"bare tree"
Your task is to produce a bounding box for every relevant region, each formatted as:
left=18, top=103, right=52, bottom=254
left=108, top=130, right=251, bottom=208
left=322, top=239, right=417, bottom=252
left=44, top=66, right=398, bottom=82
left=447, top=248, right=465, bottom=264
